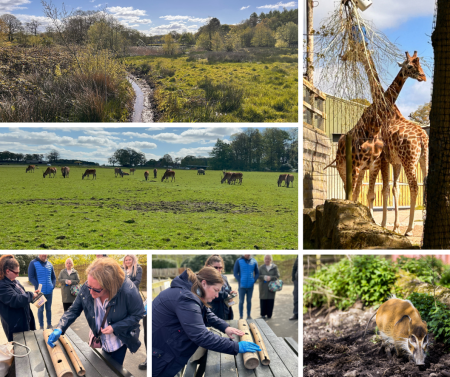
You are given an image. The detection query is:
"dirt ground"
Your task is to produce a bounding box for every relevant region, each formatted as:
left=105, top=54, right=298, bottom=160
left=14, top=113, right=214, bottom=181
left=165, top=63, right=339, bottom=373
left=303, top=304, right=450, bottom=377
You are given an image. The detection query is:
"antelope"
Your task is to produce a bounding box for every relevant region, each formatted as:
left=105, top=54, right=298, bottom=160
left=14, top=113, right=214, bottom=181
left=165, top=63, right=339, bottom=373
left=228, top=173, right=243, bottom=185
left=26, top=165, right=35, bottom=173
left=120, top=171, right=130, bottom=177
left=61, top=166, right=70, bottom=178
left=153, top=168, right=157, bottom=178
left=82, top=169, right=96, bottom=180
left=278, top=174, right=288, bottom=187
left=197, top=169, right=205, bottom=175
left=114, top=168, right=122, bottom=177
left=363, top=296, right=428, bottom=365
left=144, top=171, right=149, bottom=181
left=162, top=170, right=175, bottom=182
left=221, top=172, right=232, bottom=184
left=130, top=168, right=135, bottom=175
left=285, top=174, right=294, bottom=188
left=43, top=167, right=56, bottom=178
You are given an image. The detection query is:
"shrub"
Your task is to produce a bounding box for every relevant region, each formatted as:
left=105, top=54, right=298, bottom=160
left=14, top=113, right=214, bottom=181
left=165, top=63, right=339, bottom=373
left=160, top=67, right=176, bottom=77
left=396, top=256, right=444, bottom=285
left=198, top=77, right=244, bottom=113
left=153, top=259, right=177, bottom=268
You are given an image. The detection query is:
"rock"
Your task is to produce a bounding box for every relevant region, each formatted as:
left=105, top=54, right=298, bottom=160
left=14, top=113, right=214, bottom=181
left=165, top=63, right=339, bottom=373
left=304, top=208, right=316, bottom=243
left=307, top=370, right=316, bottom=376
left=343, top=371, right=358, bottom=377
left=428, top=374, right=438, bottom=377
left=314, top=199, right=413, bottom=249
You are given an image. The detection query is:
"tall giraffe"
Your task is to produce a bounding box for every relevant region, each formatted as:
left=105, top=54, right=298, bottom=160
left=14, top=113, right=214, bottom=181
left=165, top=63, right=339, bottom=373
left=326, top=52, right=427, bottom=221
left=375, top=52, right=429, bottom=236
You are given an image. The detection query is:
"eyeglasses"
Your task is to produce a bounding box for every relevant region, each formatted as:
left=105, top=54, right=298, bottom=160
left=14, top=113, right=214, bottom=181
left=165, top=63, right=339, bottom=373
left=8, top=269, right=19, bottom=276
left=212, top=266, right=223, bottom=270
left=85, top=283, right=103, bottom=293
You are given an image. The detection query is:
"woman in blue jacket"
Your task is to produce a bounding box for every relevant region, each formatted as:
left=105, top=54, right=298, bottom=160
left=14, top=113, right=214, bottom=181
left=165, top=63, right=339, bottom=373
left=152, top=267, right=261, bottom=377
left=47, top=258, right=145, bottom=366
left=205, top=255, right=235, bottom=320
left=0, top=255, right=38, bottom=341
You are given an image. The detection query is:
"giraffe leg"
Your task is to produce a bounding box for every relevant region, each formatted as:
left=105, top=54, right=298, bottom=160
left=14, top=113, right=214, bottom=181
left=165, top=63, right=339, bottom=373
left=367, top=160, right=381, bottom=220
left=392, top=164, right=402, bottom=234
left=405, top=166, right=419, bottom=237
left=380, top=158, right=390, bottom=228
left=352, top=169, right=365, bottom=202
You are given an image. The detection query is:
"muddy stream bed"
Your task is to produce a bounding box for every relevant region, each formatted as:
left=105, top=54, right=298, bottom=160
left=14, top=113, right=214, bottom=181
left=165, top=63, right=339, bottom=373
left=304, top=305, right=450, bottom=377
left=127, top=74, right=154, bottom=122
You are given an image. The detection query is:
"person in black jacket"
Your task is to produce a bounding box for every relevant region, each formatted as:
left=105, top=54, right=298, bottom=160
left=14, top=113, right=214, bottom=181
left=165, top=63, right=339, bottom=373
left=152, top=267, right=261, bottom=377
left=122, top=254, right=143, bottom=290
left=47, top=258, right=145, bottom=366
left=0, top=255, right=38, bottom=341
left=205, top=255, right=236, bottom=320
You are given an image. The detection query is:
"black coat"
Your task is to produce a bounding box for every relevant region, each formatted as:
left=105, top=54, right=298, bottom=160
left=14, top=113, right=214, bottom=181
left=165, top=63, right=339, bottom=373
left=0, top=278, right=36, bottom=341
left=122, top=265, right=143, bottom=290
left=57, top=277, right=144, bottom=353
left=209, top=275, right=233, bottom=320
left=152, top=270, right=239, bottom=377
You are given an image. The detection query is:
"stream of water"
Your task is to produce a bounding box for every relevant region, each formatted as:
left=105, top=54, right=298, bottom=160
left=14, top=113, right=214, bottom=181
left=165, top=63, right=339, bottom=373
left=128, top=77, right=145, bottom=122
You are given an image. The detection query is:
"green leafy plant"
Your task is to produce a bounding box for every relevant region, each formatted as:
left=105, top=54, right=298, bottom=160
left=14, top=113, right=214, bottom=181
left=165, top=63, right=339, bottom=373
left=396, top=256, right=444, bottom=284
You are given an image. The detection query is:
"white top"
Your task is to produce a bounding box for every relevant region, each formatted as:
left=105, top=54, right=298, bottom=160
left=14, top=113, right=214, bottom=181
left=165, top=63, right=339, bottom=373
left=94, top=297, right=123, bottom=352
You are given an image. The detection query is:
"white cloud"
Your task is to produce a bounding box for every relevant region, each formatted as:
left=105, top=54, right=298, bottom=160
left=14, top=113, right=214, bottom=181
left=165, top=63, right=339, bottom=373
left=107, top=6, right=146, bottom=17
left=145, top=127, right=166, bottom=131
left=169, top=147, right=214, bottom=158
left=257, top=1, right=296, bottom=9
left=122, top=132, right=153, bottom=138
left=149, top=127, right=242, bottom=144
left=312, top=0, right=434, bottom=30
left=0, top=0, right=30, bottom=12
left=240, top=5, right=250, bottom=10
left=145, top=22, right=199, bottom=35
left=14, top=15, right=52, bottom=31
left=120, top=141, right=157, bottom=150
left=159, top=15, right=210, bottom=23
left=397, top=79, right=431, bottom=117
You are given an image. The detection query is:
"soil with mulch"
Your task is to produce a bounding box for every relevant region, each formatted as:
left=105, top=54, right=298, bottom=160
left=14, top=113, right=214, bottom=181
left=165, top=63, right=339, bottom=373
left=303, top=304, right=450, bottom=377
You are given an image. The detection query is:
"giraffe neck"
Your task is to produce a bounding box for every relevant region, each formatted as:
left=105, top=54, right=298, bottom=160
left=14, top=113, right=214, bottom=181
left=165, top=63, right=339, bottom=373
left=383, top=69, right=407, bottom=109
left=361, top=53, right=384, bottom=105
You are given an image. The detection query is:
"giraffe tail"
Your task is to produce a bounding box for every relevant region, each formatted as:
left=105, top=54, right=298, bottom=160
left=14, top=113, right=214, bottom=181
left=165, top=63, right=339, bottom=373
left=324, top=158, right=337, bottom=170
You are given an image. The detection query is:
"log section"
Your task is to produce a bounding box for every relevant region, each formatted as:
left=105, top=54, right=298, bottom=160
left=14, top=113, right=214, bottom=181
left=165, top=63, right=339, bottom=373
left=60, top=334, right=86, bottom=376
left=249, top=322, right=271, bottom=365
left=238, top=319, right=259, bottom=369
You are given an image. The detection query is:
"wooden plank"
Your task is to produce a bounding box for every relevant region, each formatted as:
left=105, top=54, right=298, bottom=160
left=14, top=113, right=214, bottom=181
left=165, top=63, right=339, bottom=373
left=60, top=332, right=101, bottom=377
left=229, top=320, right=255, bottom=377
left=219, top=331, right=237, bottom=377
left=94, top=348, right=133, bottom=377
left=23, top=331, right=48, bottom=377
left=34, top=330, right=57, bottom=377
left=283, top=338, right=298, bottom=356
left=204, top=344, right=220, bottom=376
left=254, top=320, right=297, bottom=377
left=303, top=78, right=326, bottom=99
left=182, top=360, right=198, bottom=377
left=13, top=332, right=32, bottom=377
left=303, top=101, right=326, bottom=119
left=248, top=320, right=291, bottom=377
left=64, top=328, right=118, bottom=377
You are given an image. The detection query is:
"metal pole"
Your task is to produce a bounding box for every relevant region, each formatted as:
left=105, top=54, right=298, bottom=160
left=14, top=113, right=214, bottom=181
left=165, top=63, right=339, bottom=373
left=346, top=134, right=353, bottom=200
left=306, top=0, right=314, bottom=84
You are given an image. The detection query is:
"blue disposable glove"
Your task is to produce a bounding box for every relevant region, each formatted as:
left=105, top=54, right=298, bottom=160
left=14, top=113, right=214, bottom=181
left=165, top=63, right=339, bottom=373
left=47, top=329, right=62, bottom=348
left=238, top=341, right=261, bottom=353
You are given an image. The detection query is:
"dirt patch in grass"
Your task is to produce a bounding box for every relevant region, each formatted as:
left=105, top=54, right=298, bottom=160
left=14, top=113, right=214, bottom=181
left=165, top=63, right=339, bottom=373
left=9, top=198, right=260, bottom=214
left=303, top=306, right=450, bottom=377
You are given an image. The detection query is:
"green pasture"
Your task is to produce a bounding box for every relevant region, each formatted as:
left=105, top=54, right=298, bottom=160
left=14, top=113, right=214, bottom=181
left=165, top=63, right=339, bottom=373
left=125, top=53, right=298, bottom=122
left=0, top=166, right=298, bottom=250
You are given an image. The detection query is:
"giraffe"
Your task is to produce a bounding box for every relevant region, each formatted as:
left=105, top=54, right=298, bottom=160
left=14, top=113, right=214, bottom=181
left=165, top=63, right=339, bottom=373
left=325, top=52, right=427, bottom=225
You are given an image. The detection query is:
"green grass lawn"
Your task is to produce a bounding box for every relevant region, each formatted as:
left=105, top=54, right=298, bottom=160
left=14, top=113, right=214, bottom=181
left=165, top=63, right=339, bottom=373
left=1, top=166, right=298, bottom=250
left=125, top=50, right=298, bottom=122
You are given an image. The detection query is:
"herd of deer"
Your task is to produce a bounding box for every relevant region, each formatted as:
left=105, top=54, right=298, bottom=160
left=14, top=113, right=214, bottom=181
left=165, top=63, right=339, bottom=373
left=28, top=165, right=295, bottom=187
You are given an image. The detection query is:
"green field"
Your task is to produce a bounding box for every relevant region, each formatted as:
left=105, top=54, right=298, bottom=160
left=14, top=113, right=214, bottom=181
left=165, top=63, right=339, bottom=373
left=0, top=166, right=298, bottom=250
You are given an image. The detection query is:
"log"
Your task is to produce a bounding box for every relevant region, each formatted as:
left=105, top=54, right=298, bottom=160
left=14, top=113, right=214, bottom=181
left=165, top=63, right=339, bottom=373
left=238, top=319, right=259, bottom=369
left=60, top=335, right=86, bottom=376
left=43, top=330, right=73, bottom=377
left=249, top=323, right=270, bottom=365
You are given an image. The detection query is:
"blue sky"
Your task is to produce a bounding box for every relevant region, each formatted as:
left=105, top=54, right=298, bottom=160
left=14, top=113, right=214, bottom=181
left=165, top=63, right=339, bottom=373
left=0, top=126, right=294, bottom=164
left=308, top=0, right=435, bottom=116
left=6, top=0, right=297, bottom=36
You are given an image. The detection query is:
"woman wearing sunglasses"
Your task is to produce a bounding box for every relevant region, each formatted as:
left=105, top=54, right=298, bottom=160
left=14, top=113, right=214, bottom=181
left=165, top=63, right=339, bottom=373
left=0, top=254, right=39, bottom=341
left=153, top=266, right=261, bottom=377
left=204, top=255, right=237, bottom=320
left=47, top=258, right=145, bottom=366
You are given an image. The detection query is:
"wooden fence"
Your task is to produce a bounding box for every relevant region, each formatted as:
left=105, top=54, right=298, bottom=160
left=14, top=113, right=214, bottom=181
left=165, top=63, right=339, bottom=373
left=152, top=268, right=186, bottom=279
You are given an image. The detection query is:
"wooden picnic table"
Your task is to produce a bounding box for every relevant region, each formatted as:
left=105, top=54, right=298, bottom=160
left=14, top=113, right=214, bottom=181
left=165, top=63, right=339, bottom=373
left=11, top=327, right=133, bottom=377
left=183, top=319, right=298, bottom=377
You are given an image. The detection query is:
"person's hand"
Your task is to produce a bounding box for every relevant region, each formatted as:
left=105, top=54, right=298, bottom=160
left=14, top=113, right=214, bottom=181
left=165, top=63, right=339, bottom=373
left=67, top=280, right=72, bottom=285
left=33, top=292, right=38, bottom=299
left=47, top=329, right=62, bottom=348
left=238, top=341, right=261, bottom=353
left=101, top=325, right=114, bottom=335
left=225, top=326, right=245, bottom=339
left=230, top=290, right=237, bottom=295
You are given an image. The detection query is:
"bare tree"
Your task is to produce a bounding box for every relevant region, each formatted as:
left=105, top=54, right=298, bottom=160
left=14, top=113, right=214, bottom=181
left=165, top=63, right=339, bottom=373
left=26, top=19, right=41, bottom=36
left=0, top=14, right=23, bottom=41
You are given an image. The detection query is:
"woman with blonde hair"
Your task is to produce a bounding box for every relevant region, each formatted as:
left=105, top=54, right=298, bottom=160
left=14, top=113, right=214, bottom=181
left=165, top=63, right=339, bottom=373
left=152, top=266, right=261, bottom=377
left=47, top=257, right=144, bottom=365
left=122, top=254, right=143, bottom=290
left=0, top=255, right=39, bottom=341
left=204, top=255, right=236, bottom=320
left=58, top=258, right=80, bottom=312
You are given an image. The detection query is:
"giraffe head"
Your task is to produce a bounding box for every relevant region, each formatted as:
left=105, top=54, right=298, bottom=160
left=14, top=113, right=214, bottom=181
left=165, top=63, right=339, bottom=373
left=397, top=51, right=426, bottom=82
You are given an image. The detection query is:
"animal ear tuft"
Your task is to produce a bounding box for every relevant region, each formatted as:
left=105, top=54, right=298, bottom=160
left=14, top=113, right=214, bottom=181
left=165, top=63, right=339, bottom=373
left=397, top=62, right=403, bottom=67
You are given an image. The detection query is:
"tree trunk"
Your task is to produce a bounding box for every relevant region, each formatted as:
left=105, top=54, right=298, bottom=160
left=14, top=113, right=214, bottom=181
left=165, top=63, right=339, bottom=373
left=423, top=1, right=450, bottom=248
